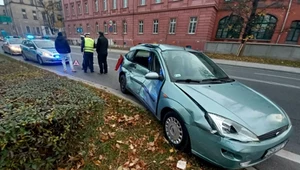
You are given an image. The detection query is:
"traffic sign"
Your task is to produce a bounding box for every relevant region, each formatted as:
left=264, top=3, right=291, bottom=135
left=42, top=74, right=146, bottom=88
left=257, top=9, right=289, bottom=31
left=0, top=15, right=12, bottom=23
left=73, top=60, right=80, bottom=66
left=77, top=27, right=83, bottom=33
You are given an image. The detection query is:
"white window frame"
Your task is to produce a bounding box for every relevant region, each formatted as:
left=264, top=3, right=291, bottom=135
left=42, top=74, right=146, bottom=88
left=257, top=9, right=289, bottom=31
left=71, top=4, right=75, bottom=15
left=85, top=2, right=88, bottom=13
left=139, top=20, right=144, bottom=34
left=123, top=21, right=127, bottom=34
left=103, top=0, right=107, bottom=11
left=188, top=17, right=197, bottom=34
left=104, top=22, right=108, bottom=33
left=155, top=0, right=161, bottom=3
left=140, top=0, right=146, bottom=5
left=113, top=21, right=117, bottom=33
left=123, top=0, right=128, bottom=8
left=153, top=19, right=158, bottom=34
left=96, top=22, right=99, bottom=31
left=113, top=0, right=117, bottom=9
left=169, top=18, right=176, bottom=34
left=95, top=0, right=99, bottom=12
left=78, top=3, right=81, bottom=14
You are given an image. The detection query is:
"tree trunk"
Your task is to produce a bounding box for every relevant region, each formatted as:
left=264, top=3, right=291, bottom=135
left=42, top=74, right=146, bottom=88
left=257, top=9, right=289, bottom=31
left=237, top=0, right=260, bottom=56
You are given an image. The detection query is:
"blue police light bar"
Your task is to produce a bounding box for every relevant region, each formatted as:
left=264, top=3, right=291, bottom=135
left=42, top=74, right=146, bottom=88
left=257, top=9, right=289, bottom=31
left=27, top=35, right=35, bottom=39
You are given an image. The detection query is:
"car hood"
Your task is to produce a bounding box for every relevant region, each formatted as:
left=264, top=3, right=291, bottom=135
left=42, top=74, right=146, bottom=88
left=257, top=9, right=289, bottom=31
left=40, top=48, right=58, bottom=54
left=175, top=81, right=289, bottom=136
left=10, top=44, right=21, bottom=47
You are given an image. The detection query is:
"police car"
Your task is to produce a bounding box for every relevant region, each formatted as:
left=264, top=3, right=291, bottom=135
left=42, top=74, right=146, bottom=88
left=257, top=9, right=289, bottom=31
left=20, top=35, right=68, bottom=65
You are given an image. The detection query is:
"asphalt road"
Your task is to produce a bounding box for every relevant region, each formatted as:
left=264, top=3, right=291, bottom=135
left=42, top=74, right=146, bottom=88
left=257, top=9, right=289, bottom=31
left=1, top=45, right=300, bottom=170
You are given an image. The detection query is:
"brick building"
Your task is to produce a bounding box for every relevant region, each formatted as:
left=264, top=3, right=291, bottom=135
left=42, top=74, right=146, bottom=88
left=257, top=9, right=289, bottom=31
left=63, top=0, right=300, bottom=50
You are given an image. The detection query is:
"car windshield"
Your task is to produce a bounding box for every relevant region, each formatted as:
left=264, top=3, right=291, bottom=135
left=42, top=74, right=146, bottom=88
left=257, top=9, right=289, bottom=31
left=8, top=39, right=23, bottom=44
left=33, top=40, right=55, bottom=49
left=162, top=50, right=229, bottom=82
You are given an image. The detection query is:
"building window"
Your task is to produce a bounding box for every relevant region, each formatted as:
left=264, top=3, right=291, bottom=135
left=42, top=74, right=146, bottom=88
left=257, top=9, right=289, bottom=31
left=32, top=11, right=37, bottom=20
left=104, top=22, right=108, bottom=33
left=86, top=24, right=90, bottom=32
left=41, top=12, right=47, bottom=21
left=95, top=0, right=99, bottom=12
left=250, top=14, right=277, bottom=40
left=30, top=0, right=34, bottom=5
left=96, top=22, right=99, bottom=31
left=71, top=4, right=75, bottom=15
left=153, top=19, right=158, bottom=34
left=155, top=0, right=161, bottom=3
left=123, top=0, right=128, bottom=8
left=45, top=26, right=50, bottom=35
left=103, top=0, right=107, bottom=10
left=113, top=0, right=117, bottom=9
left=85, top=2, right=88, bottom=13
left=65, top=6, right=69, bottom=16
left=140, top=0, right=146, bottom=5
left=68, top=25, right=71, bottom=35
left=74, top=25, right=76, bottom=34
left=3, top=9, right=6, bottom=15
left=112, top=21, right=117, bottom=33
left=139, top=20, right=144, bottom=34
left=36, top=27, right=40, bottom=35
left=22, top=9, right=27, bottom=19
left=169, top=18, right=176, bottom=34
left=188, top=17, right=197, bottom=34
left=286, top=21, right=300, bottom=43
left=123, top=20, right=127, bottom=34
left=26, top=26, right=30, bottom=33
left=216, top=15, right=243, bottom=39
left=78, top=3, right=82, bottom=14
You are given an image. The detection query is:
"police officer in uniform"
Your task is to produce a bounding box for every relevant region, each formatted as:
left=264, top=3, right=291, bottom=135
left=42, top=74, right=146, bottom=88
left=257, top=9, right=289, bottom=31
left=81, top=33, right=95, bottom=73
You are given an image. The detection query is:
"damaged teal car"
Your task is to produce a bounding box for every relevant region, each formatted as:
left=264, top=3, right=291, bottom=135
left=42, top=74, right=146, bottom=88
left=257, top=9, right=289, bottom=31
left=116, top=44, right=292, bottom=169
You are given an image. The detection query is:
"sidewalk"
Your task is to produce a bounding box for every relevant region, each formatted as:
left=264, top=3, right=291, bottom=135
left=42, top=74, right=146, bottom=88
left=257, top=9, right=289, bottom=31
left=71, top=45, right=300, bottom=74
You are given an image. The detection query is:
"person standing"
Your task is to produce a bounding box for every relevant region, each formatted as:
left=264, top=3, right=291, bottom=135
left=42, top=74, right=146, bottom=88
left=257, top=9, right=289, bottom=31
left=55, top=32, right=76, bottom=72
left=81, top=33, right=95, bottom=73
left=96, top=31, right=108, bottom=74
left=80, top=35, right=85, bottom=70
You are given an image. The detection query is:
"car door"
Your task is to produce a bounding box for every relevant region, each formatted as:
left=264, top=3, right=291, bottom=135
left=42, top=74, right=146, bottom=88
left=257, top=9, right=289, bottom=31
left=2, top=40, right=9, bottom=52
left=21, top=40, right=29, bottom=56
left=140, top=51, right=165, bottom=113
left=26, top=41, right=37, bottom=61
left=127, top=50, right=151, bottom=97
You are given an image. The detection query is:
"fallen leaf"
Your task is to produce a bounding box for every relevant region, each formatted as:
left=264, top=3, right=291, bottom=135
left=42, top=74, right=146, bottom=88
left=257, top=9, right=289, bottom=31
left=99, top=155, right=104, bottom=160
left=166, top=156, right=174, bottom=161
left=117, top=166, right=123, bottom=170
left=108, top=132, right=116, bottom=138
left=129, top=144, right=134, bottom=150
left=169, top=148, right=174, bottom=153
left=93, top=160, right=101, bottom=166
left=117, top=140, right=124, bottom=144
left=116, top=143, right=120, bottom=149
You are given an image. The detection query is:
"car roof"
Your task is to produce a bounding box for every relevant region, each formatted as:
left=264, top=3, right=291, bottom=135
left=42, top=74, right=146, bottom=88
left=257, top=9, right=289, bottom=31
left=130, top=43, right=200, bottom=53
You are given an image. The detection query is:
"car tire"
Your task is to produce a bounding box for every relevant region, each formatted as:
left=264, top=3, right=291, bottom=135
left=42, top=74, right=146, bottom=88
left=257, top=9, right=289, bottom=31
left=119, top=74, right=129, bottom=94
left=22, top=52, right=28, bottom=61
left=37, top=55, right=44, bottom=65
left=163, top=111, right=191, bottom=153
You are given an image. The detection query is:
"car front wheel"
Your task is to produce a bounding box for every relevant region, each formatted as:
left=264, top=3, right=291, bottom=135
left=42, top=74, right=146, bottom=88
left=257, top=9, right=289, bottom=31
left=37, top=55, right=44, bottom=65
left=163, top=111, right=191, bottom=152
left=119, top=74, right=129, bottom=94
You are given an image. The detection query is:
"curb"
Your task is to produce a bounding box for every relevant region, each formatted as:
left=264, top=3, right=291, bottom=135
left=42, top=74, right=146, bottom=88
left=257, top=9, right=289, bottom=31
left=70, top=45, right=300, bottom=74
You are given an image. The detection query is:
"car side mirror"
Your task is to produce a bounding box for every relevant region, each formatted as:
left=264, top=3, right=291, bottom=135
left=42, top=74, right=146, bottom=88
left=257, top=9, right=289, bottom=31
left=145, top=72, right=161, bottom=80
left=29, top=46, right=35, bottom=49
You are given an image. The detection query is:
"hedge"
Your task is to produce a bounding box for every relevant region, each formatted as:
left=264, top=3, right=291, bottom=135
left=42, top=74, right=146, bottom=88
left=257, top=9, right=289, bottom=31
left=0, top=55, right=104, bottom=169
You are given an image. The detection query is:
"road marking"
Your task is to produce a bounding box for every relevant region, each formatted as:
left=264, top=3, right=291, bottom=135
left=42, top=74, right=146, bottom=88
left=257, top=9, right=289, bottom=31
left=275, top=149, right=300, bottom=164
left=255, top=73, right=300, bottom=81
left=231, top=76, right=300, bottom=90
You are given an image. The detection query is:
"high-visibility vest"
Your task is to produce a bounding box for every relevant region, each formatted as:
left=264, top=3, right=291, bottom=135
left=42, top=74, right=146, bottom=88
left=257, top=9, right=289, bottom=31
left=84, top=37, right=94, bottom=52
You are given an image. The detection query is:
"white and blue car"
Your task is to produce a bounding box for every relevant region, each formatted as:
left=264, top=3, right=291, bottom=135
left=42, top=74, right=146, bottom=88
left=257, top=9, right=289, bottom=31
left=20, top=38, right=68, bottom=65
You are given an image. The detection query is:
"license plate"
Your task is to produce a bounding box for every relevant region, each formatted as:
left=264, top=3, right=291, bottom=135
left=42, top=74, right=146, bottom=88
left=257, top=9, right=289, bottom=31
left=264, top=141, right=287, bottom=158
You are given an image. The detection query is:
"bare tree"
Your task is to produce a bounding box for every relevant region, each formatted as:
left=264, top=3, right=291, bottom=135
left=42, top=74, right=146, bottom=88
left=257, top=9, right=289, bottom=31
left=38, top=0, right=63, bottom=35
left=222, top=0, right=286, bottom=56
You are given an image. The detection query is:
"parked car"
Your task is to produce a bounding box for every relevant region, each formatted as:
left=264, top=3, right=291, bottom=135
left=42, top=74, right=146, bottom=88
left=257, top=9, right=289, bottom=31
left=2, top=38, right=23, bottom=55
left=116, top=44, right=293, bottom=169
left=20, top=38, right=68, bottom=65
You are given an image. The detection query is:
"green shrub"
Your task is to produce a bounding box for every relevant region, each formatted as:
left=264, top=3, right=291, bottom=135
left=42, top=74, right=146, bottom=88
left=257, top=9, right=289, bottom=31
left=0, top=59, right=103, bottom=170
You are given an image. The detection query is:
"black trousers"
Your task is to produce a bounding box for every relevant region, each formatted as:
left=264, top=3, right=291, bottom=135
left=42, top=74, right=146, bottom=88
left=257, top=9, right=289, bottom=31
left=97, top=54, right=108, bottom=73
left=83, top=52, right=94, bottom=72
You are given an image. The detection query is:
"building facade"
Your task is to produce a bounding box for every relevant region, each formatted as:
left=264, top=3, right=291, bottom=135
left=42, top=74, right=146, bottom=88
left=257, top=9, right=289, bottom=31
left=0, top=5, right=11, bottom=36
left=63, top=0, right=300, bottom=50
left=4, top=0, right=64, bottom=37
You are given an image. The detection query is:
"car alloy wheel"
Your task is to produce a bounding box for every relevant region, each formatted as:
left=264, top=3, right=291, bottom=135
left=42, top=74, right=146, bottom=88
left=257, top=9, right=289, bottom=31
left=163, top=111, right=190, bottom=152
left=119, top=74, right=129, bottom=94
left=37, top=55, right=44, bottom=65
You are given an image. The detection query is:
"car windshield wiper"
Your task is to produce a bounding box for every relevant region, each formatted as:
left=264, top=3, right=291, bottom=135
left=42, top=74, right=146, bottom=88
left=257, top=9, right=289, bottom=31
left=175, top=79, right=201, bottom=83
left=201, top=77, right=235, bottom=83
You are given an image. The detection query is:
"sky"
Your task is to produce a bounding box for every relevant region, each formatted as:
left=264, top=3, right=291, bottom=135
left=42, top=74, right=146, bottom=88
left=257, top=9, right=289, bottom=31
left=0, top=0, right=3, bottom=6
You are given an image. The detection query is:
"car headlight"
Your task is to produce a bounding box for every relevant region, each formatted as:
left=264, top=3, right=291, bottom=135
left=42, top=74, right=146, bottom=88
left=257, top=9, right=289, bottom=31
left=10, top=46, right=20, bottom=51
left=208, top=113, right=259, bottom=142
left=42, top=52, right=52, bottom=57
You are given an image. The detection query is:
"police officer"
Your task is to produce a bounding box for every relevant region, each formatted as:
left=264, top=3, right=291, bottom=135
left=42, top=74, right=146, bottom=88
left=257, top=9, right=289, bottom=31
left=81, top=33, right=95, bottom=73
left=80, top=35, right=85, bottom=70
